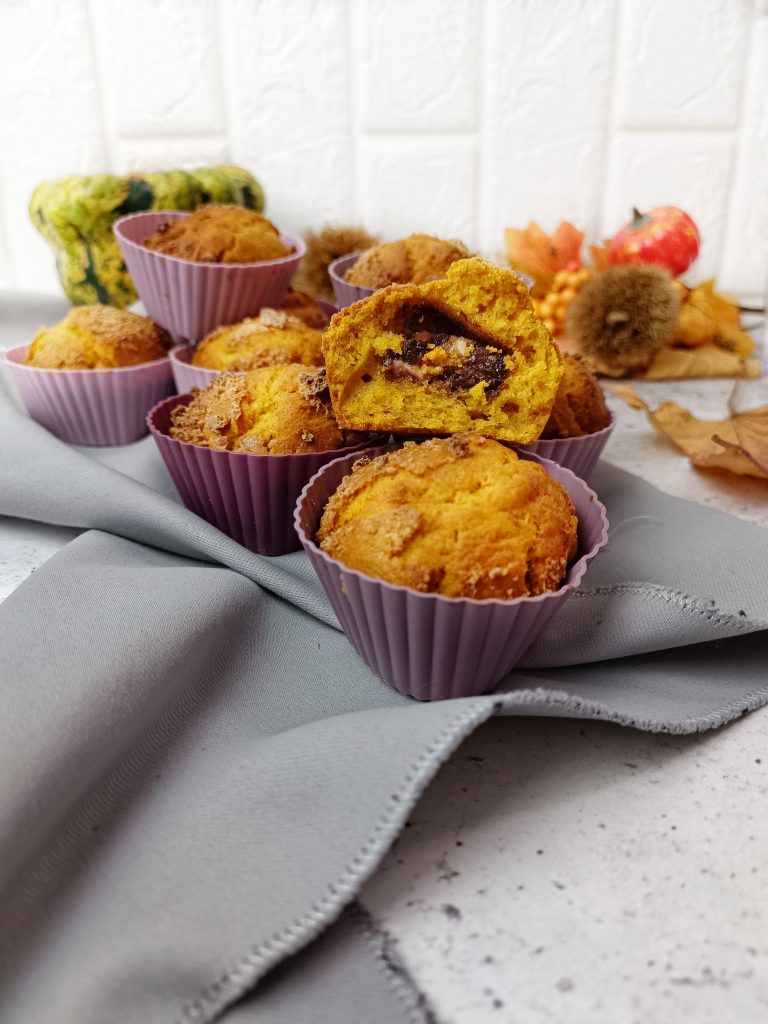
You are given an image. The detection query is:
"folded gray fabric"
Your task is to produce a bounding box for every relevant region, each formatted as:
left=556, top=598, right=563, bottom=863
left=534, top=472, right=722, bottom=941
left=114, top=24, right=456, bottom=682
left=1, top=381, right=768, bottom=1024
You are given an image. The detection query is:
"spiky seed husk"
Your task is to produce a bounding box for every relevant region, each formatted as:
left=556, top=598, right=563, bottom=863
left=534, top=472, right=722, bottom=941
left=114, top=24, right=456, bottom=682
left=292, top=225, right=380, bottom=302
left=566, top=265, right=679, bottom=377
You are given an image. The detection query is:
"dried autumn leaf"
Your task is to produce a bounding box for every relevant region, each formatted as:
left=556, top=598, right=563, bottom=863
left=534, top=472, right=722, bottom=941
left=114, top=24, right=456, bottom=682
left=640, top=348, right=762, bottom=381
left=609, top=383, right=648, bottom=409
left=574, top=340, right=761, bottom=380
left=611, top=384, right=768, bottom=479
left=673, top=279, right=755, bottom=356
left=588, top=243, right=612, bottom=273
left=505, top=221, right=584, bottom=295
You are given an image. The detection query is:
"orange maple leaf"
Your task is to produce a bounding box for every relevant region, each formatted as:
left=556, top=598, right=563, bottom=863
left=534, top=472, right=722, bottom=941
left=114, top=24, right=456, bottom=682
left=505, top=221, right=584, bottom=295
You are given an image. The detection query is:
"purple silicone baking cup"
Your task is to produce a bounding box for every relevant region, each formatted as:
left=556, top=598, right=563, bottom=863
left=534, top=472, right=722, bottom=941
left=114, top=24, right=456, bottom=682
left=516, top=413, right=615, bottom=482
left=295, top=444, right=609, bottom=701
left=328, top=252, right=376, bottom=308
left=147, top=393, right=379, bottom=556
left=169, top=345, right=221, bottom=393
left=3, top=345, right=174, bottom=446
left=114, top=211, right=306, bottom=344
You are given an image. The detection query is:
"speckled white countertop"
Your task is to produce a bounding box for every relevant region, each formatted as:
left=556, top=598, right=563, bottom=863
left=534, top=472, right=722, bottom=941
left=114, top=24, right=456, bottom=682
left=357, top=376, right=768, bottom=1024
left=2, top=297, right=768, bottom=1023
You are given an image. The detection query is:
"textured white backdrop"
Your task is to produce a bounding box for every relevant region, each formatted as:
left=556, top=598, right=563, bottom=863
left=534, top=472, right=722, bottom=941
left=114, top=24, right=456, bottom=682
left=0, top=0, right=766, bottom=298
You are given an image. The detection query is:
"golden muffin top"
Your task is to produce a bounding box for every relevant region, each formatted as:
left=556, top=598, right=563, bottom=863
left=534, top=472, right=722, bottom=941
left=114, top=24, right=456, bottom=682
left=317, top=434, right=578, bottom=600
left=143, top=205, right=290, bottom=264
left=345, top=234, right=472, bottom=289
left=169, top=364, right=346, bottom=455
left=541, top=353, right=611, bottom=439
left=24, top=305, right=169, bottom=369
left=192, top=309, right=324, bottom=372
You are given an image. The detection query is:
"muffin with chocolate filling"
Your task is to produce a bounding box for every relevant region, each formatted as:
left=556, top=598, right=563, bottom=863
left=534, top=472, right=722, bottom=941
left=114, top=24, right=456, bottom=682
left=192, top=309, right=324, bottom=372
left=345, top=233, right=472, bottom=289
left=323, top=257, right=562, bottom=443
left=25, top=305, right=169, bottom=369
left=540, top=353, right=611, bottom=439
left=143, top=204, right=290, bottom=264
left=317, top=434, right=578, bottom=600
left=170, top=364, right=346, bottom=454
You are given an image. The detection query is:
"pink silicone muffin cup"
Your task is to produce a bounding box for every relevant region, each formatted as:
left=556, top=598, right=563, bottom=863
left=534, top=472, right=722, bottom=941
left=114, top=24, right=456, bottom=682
left=329, top=252, right=375, bottom=308
left=295, top=444, right=609, bottom=701
left=147, top=393, right=379, bottom=556
left=114, top=211, right=306, bottom=343
left=516, top=413, right=615, bottom=482
left=3, top=345, right=174, bottom=446
left=169, top=345, right=221, bottom=393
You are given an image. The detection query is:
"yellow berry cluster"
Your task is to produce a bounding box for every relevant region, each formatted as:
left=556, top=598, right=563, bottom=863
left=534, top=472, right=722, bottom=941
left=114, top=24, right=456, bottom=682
left=532, top=267, right=592, bottom=337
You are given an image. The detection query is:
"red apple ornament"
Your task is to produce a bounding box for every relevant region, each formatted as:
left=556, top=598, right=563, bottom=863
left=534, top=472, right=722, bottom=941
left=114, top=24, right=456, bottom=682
left=608, top=206, right=700, bottom=277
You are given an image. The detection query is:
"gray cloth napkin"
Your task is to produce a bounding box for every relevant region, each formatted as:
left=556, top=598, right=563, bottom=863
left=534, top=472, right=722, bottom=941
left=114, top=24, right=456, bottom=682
left=1, top=379, right=768, bottom=1023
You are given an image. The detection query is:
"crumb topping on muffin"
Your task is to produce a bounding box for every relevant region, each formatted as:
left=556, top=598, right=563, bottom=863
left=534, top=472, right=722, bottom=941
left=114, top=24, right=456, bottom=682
left=345, top=234, right=472, bottom=289
left=317, top=434, right=578, bottom=600
left=192, top=310, right=324, bottom=371
left=24, top=305, right=169, bottom=369
left=169, top=364, right=346, bottom=454
left=143, top=205, right=290, bottom=264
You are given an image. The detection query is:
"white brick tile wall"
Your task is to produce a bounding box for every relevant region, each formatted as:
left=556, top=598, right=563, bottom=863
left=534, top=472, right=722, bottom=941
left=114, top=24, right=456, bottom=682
left=0, top=0, right=107, bottom=290
left=719, top=8, right=768, bottom=296
left=109, top=137, right=230, bottom=175
left=221, top=0, right=352, bottom=233
left=0, top=0, right=765, bottom=300
left=358, top=0, right=479, bottom=133
left=89, top=0, right=225, bottom=138
left=483, top=0, right=616, bottom=249
left=357, top=137, right=477, bottom=243
left=616, top=0, right=751, bottom=129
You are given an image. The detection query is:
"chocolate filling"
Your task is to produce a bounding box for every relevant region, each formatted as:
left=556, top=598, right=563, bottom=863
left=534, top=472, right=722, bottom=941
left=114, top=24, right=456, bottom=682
left=380, top=305, right=509, bottom=396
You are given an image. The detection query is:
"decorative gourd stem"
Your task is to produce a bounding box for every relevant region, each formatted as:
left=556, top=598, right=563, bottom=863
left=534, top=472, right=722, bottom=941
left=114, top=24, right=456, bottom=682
left=631, top=207, right=652, bottom=231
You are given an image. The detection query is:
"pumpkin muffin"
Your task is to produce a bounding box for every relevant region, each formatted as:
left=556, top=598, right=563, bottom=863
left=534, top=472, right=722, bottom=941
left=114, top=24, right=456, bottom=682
left=317, top=434, right=578, bottom=600
left=169, top=364, right=345, bottom=454
left=280, top=289, right=332, bottom=329
left=143, top=204, right=290, bottom=263
left=345, top=233, right=472, bottom=289
left=540, top=353, right=611, bottom=439
left=192, top=309, right=324, bottom=372
left=24, top=305, right=170, bottom=369
left=323, top=258, right=562, bottom=443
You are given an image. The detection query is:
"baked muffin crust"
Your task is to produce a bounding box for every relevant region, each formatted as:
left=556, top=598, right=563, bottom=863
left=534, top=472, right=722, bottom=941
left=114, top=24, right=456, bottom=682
left=317, top=434, right=578, bottom=600
left=24, top=305, right=169, bottom=369
left=170, top=364, right=345, bottom=454
left=345, top=233, right=471, bottom=289
left=192, top=310, right=324, bottom=371
left=541, top=353, right=611, bottom=439
left=144, top=205, right=290, bottom=264
left=280, top=289, right=331, bottom=329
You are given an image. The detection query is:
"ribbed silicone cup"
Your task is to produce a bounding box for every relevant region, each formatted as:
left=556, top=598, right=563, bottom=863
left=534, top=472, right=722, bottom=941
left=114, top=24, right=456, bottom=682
left=295, top=445, right=609, bottom=701
left=517, top=413, right=615, bottom=482
left=329, top=253, right=375, bottom=308
left=3, top=345, right=174, bottom=446
left=114, top=212, right=306, bottom=343
left=147, top=394, right=379, bottom=555
left=169, top=345, right=221, bottom=393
